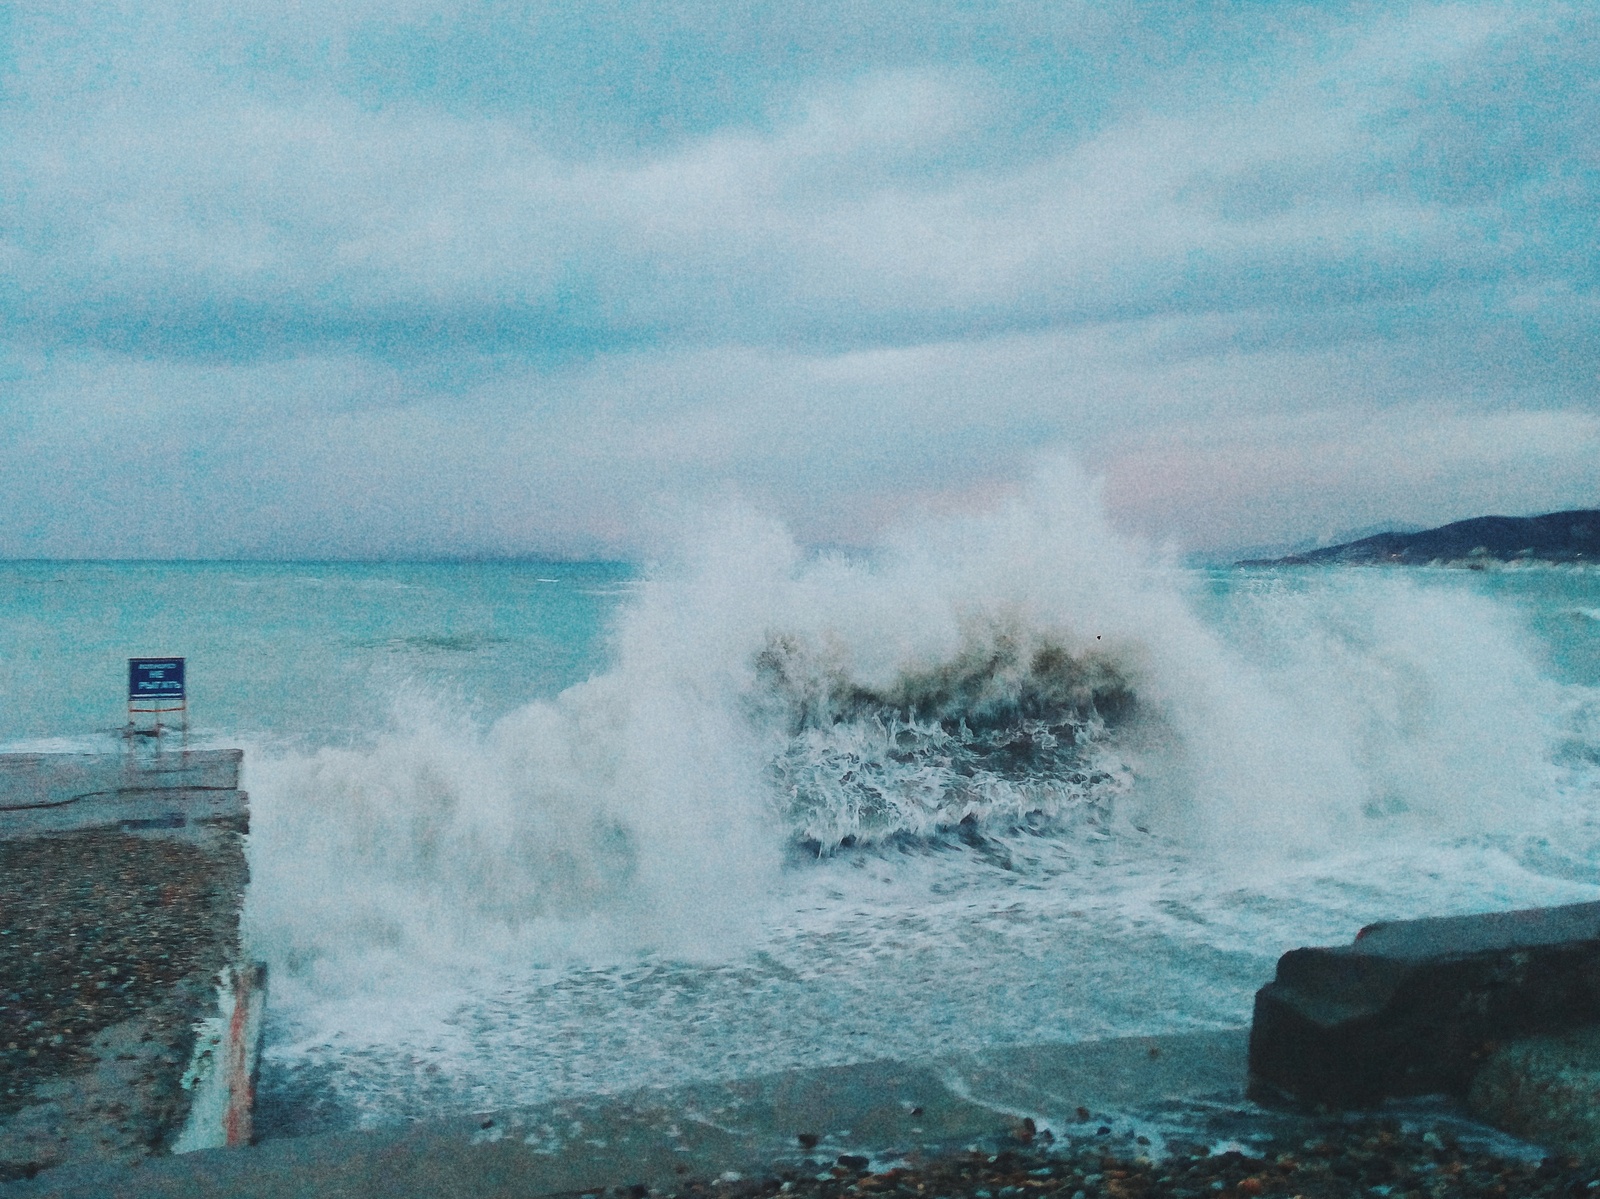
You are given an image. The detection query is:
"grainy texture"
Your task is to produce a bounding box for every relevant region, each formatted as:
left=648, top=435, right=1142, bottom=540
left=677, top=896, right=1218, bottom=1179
left=0, top=829, right=245, bottom=1181
left=1470, top=1027, right=1600, bottom=1163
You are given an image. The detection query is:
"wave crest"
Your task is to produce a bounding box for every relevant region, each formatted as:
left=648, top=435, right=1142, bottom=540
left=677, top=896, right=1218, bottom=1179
left=752, top=623, right=1138, bottom=849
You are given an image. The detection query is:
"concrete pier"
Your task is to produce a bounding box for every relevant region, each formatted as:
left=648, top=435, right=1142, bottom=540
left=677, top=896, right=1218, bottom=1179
left=0, top=751, right=263, bottom=1182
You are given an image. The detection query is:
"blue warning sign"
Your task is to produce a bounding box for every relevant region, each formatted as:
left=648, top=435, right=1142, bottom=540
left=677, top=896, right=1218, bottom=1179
left=128, top=658, right=185, bottom=702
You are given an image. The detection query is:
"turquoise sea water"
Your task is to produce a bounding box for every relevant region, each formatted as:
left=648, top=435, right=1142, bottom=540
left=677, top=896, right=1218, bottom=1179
left=3, top=499, right=1598, bottom=1138
left=0, top=559, right=633, bottom=752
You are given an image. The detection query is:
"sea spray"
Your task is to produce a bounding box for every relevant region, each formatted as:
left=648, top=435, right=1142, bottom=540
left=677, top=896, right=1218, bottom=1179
left=246, top=460, right=1568, bottom=998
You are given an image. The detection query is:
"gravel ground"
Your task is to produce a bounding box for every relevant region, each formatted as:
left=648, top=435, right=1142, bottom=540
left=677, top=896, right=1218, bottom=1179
left=646, top=1123, right=1594, bottom=1199
left=0, top=828, right=245, bottom=1179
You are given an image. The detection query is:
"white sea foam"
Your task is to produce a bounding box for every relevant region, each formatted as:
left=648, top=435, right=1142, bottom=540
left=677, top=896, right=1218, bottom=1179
left=241, top=459, right=1598, bottom=1128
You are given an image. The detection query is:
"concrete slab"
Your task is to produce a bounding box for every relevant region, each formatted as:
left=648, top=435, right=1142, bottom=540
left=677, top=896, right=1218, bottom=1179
left=0, top=751, right=245, bottom=840
left=0, top=1031, right=1254, bottom=1199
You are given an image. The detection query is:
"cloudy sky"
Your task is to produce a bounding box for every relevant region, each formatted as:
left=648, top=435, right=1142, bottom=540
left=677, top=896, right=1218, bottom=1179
left=2, top=0, right=1595, bottom=559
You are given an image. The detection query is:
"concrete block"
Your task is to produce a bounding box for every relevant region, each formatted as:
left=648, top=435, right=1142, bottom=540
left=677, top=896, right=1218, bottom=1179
left=1469, top=1026, right=1600, bottom=1162
left=1248, top=901, right=1600, bottom=1106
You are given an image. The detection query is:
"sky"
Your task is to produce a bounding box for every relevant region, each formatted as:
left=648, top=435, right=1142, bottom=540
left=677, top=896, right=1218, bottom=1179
left=1, top=0, right=1595, bottom=559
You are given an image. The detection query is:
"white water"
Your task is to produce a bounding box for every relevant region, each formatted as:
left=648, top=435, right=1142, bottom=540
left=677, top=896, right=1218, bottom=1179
left=238, top=461, right=1600, bottom=1132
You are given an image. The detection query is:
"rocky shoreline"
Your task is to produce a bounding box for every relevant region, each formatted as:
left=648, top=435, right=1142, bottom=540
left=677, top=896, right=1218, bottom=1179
left=2, top=1081, right=1579, bottom=1198
left=655, top=1120, right=1586, bottom=1199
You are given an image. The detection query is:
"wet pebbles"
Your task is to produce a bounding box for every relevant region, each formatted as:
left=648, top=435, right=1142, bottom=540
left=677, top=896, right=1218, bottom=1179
left=642, top=1120, right=1597, bottom=1199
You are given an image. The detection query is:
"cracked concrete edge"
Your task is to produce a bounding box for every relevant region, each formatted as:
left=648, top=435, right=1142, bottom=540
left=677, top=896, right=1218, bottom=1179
left=171, top=964, right=268, bottom=1155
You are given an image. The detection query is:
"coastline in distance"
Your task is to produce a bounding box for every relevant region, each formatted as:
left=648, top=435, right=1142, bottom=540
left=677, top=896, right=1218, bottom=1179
left=1238, top=509, right=1600, bottom=567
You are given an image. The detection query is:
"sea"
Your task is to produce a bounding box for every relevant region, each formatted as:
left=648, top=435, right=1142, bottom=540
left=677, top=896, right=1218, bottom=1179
left=2, top=469, right=1598, bottom=1139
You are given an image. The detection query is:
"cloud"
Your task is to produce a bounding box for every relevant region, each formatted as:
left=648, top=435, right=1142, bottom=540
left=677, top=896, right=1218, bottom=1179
left=10, top=4, right=1593, bottom=355
left=0, top=0, right=1595, bottom=556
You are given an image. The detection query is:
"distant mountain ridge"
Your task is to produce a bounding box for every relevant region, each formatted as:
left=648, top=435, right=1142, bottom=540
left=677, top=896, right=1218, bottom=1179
left=1239, top=509, right=1600, bottom=567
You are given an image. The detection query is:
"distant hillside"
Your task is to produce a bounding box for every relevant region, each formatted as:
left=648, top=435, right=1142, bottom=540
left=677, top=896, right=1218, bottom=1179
left=1239, top=509, right=1600, bottom=567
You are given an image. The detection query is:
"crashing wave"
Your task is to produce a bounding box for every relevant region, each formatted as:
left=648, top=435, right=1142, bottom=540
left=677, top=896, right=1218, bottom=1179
left=245, top=456, right=1574, bottom=976
left=751, top=625, right=1137, bottom=850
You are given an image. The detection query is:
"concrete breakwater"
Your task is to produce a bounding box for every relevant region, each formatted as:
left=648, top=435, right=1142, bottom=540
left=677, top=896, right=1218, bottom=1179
left=0, top=750, right=264, bottom=1182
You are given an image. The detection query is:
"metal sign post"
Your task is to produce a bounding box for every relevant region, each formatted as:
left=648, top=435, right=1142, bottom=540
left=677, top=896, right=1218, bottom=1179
left=127, top=657, right=187, bottom=742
